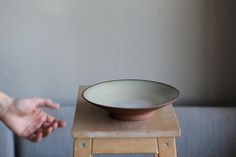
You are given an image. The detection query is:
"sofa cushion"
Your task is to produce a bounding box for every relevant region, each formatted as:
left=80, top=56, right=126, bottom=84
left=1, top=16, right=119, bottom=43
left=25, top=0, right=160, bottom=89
left=175, top=106, right=236, bottom=157
left=14, top=106, right=236, bottom=157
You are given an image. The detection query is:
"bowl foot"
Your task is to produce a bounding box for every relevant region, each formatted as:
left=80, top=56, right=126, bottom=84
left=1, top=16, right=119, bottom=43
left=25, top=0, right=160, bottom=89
left=109, top=111, right=155, bottom=121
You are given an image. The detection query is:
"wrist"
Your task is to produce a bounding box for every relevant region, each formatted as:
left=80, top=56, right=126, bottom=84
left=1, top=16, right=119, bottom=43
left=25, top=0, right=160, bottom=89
left=0, top=91, right=14, bottom=120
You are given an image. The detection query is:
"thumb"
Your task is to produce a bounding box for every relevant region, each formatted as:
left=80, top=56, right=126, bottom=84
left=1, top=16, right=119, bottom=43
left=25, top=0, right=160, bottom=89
left=34, top=98, right=60, bottom=109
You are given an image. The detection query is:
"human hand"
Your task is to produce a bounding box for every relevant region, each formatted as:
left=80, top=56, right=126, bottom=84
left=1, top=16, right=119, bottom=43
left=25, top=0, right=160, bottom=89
left=1, top=97, right=66, bottom=142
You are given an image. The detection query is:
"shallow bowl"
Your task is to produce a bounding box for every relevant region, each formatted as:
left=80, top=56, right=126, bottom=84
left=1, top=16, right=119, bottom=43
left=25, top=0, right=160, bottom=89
left=82, top=79, right=179, bottom=121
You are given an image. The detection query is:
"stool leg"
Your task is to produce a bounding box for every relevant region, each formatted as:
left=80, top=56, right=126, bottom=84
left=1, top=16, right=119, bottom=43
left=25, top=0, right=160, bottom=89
left=153, top=153, right=158, bottom=157
left=157, top=137, right=177, bottom=157
left=74, top=138, right=92, bottom=157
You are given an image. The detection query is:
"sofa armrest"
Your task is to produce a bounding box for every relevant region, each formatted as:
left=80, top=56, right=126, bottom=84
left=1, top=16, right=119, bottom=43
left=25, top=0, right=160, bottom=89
left=0, top=122, right=15, bottom=157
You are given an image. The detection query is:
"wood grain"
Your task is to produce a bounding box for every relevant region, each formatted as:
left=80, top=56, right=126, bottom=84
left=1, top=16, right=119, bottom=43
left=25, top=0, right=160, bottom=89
left=73, top=139, right=79, bottom=157
left=72, top=86, right=181, bottom=138
left=92, top=138, right=158, bottom=154
left=74, top=138, right=92, bottom=157
left=158, top=137, right=177, bottom=157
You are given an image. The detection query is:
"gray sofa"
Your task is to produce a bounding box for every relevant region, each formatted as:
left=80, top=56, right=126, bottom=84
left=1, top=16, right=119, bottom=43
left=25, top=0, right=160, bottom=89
left=1, top=105, right=236, bottom=157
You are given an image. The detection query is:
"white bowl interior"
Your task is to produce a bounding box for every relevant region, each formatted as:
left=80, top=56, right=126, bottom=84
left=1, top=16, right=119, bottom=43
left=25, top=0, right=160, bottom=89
left=83, top=80, right=179, bottom=109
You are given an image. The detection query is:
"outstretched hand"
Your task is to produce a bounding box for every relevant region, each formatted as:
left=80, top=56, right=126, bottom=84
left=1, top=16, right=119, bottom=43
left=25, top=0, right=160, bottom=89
left=1, top=97, right=66, bottom=142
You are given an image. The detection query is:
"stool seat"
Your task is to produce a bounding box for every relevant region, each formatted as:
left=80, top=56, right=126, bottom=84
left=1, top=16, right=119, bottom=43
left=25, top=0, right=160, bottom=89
left=72, top=86, right=181, bottom=157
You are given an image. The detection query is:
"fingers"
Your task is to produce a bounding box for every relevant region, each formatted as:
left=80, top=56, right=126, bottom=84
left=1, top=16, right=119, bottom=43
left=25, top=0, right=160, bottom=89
left=43, top=120, right=65, bottom=129
left=32, top=97, right=60, bottom=109
left=26, top=119, right=66, bottom=142
left=45, top=115, right=66, bottom=128
left=27, top=132, right=43, bottom=142
left=42, top=125, right=54, bottom=137
left=58, top=120, right=66, bottom=128
left=46, top=114, right=55, bottom=123
left=45, top=113, right=66, bottom=128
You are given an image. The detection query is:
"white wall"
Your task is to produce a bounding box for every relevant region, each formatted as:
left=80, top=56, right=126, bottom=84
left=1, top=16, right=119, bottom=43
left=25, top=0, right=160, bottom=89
left=0, top=0, right=235, bottom=106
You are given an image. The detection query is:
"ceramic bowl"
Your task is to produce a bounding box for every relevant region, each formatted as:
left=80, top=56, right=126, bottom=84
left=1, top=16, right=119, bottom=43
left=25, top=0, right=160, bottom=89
left=82, top=79, right=179, bottom=121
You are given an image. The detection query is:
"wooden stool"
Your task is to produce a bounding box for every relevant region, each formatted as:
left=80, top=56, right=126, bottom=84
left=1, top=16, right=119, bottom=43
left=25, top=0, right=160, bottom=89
left=72, top=86, right=181, bottom=157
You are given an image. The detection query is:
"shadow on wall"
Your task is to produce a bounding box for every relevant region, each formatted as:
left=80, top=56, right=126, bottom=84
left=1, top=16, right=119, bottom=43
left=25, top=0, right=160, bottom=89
left=206, top=0, right=236, bottom=105
left=177, top=0, right=236, bottom=106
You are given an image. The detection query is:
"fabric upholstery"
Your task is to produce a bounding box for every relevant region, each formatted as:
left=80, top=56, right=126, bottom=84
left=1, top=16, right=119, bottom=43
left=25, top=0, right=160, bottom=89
left=2, top=106, right=236, bottom=157
left=0, top=122, right=14, bottom=157
left=175, top=106, right=236, bottom=157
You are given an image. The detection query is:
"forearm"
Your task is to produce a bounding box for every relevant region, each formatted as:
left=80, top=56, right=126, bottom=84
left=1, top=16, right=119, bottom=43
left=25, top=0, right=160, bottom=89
left=0, top=91, right=13, bottom=120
